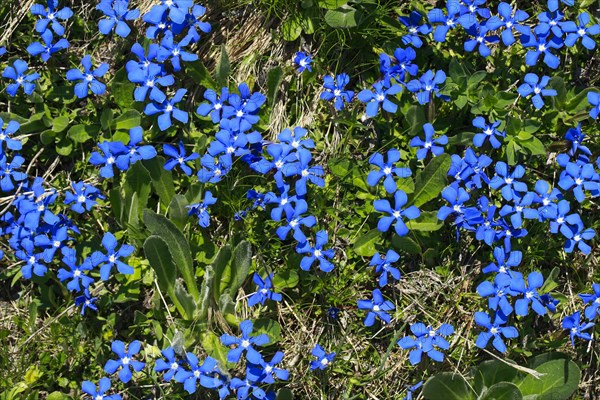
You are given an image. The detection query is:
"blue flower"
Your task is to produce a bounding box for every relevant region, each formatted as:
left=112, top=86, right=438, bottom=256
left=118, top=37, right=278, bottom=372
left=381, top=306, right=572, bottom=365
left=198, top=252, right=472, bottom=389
left=26, top=29, right=69, bottom=62
left=510, top=272, right=548, bottom=316
left=293, top=51, right=312, bottom=72
left=558, top=161, right=597, bottom=202
left=113, top=127, right=157, bottom=170
left=57, top=247, right=94, bottom=292
left=398, top=11, right=431, bottom=48
left=562, top=12, right=600, bottom=49
left=163, top=141, right=199, bottom=175
left=220, top=320, right=269, bottom=364
left=397, top=323, right=454, bottom=364
left=494, top=2, right=529, bottom=46
left=0, top=153, right=27, bottom=192
left=187, top=190, right=217, bottom=228
left=157, top=31, right=198, bottom=72
left=464, top=24, right=499, bottom=57
left=104, top=340, right=146, bottom=383
left=144, top=88, right=189, bottom=131
left=489, top=162, right=528, bottom=201
left=97, top=0, right=140, bottom=37
left=560, top=221, right=595, bottom=255
left=66, top=55, right=109, bottom=98
left=549, top=200, right=578, bottom=233
left=30, top=0, right=73, bottom=36
left=144, top=0, right=193, bottom=25
left=521, top=25, right=563, bottom=69
left=538, top=9, right=565, bottom=37
left=196, top=87, right=229, bottom=123
left=564, top=124, right=592, bottom=157
left=548, top=0, right=574, bottom=11
left=403, top=381, right=424, bottom=400
left=482, top=246, right=522, bottom=276
left=265, top=182, right=297, bottom=221
left=296, top=230, right=335, bottom=272
left=34, top=224, right=70, bottom=262
left=562, top=311, right=594, bottom=346
left=82, top=377, right=121, bottom=400
left=221, top=83, right=266, bottom=132
left=460, top=0, right=491, bottom=19
left=320, top=73, right=354, bottom=111
left=517, top=73, right=557, bottom=110
left=379, top=47, right=418, bottom=85
left=15, top=239, right=47, bottom=279
left=367, top=149, right=412, bottom=193
left=370, top=250, right=401, bottom=287
left=533, top=180, right=561, bottom=220
left=278, top=126, right=315, bottom=150
left=310, top=344, right=335, bottom=370
left=588, top=91, right=600, bottom=119
left=357, top=81, right=401, bottom=117
left=174, top=353, right=220, bottom=394
left=540, top=293, right=560, bottom=313
left=89, top=141, right=129, bottom=179
left=428, top=1, right=476, bottom=42
left=180, top=4, right=212, bottom=43
left=248, top=351, right=289, bottom=384
left=357, top=288, right=395, bottom=326
left=128, top=63, right=174, bottom=102
left=126, top=43, right=160, bottom=72
left=281, top=149, right=325, bottom=196
left=0, top=118, right=22, bottom=151
left=579, top=284, right=600, bottom=320
left=2, top=60, right=40, bottom=96
left=406, top=69, right=449, bottom=105
left=275, top=199, right=316, bottom=242
left=197, top=153, right=231, bottom=183
left=472, top=116, right=505, bottom=148
left=154, top=347, right=180, bottom=381
left=248, top=273, right=282, bottom=307
left=91, top=232, right=135, bottom=281
left=229, top=375, right=267, bottom=400
left=410, top=123, right=448, bottom=160
left=499, top=192, right=538, bottom=228
left=75, top=288, right=98, bottom=315
left=476, top=274, right=516, bottom=316
left=374, top=189, right=420, bottom=236
left=474, top=311, right=518, bottom=353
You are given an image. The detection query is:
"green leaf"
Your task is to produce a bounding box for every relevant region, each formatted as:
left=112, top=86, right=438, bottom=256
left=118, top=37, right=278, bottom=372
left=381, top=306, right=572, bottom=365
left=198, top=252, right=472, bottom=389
left=216, top=44, right=230, bottom=87
left=186, top=60, right=216, bottom=89
left=411, top=153, right=451, bottom=207
left=55, top=138, right=73, bottom=156
left=197, top=265, right=214, bottom=320
left=168, top=194, right=189, bottom=231
left=391, top=235, right=421, bottom=254
left=200, top=331, right=229, bottom=366
left=123, top=162, right=151, bottom=226
left=517, top=358, right=580, bottom=400
left=220, top=241, right=251, bottom=297
left=174, top=280, right=196, bottom=320
left=519, top=137, right=545, bottom=156
left=100, top=109, right=114, bottom=131
left=219, top=292, right=238, bottom=325
left=112, top=68, right=136, bottom=109
left=46, top=392, right=72, bottom=400
left=253, top=318, right=282, bottom=343
left=272, top=270, right=299, bottom=289
left=267, top=66, right=284, bottom=107
left=467, top=71, right=487, bottom=88
left=68, top=124, right=99, bottom=143
left=142, top=157, right=175, bottom=209
left=318, top=0, right=348, bottom=9
left=109, top=188, right=122, bottom=222
left=566, top=87, right=597, bottom=113
left=473, top=360, right=519, bottom=394
left=423, top=372, right=475, bottom=400
left=324, top=6, right=360, bottom=28
left=281, top=18, right=302, bottom=41
left=353, top=229, right=380, bottom=256
left=211, top=245, right=233, bottom=303
left=276, top=388, right=294, bottom=400
left=113, top=110, right=141, bottom=131
left=144, top=209, right=199, bottom=300
left=527, top=352, right=569, bottom=369
left=407, top=211, right=443, bottom=231
left=404, top=105, right=427, bottom=136
left=480, top=383, right=523, bottom=400
left=52, top=116, right=70, bottom=133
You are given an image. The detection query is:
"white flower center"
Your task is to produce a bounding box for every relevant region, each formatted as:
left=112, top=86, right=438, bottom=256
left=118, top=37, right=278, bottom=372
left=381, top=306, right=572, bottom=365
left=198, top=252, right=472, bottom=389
left=107, top=156, right=114, bottom=164
left=241, top=340, right=250, bottom=348
left=78, top=195, right=86, bottom=203
left=538, top=44, right=546, bottom=52
left=446, top=19, right=455, bottom=26
left=193, top=370, right=200, bottom=378
left=484, top=128, right=493, bottom=136
left=453, top=204, right=462, bottom=213
left=16, top=77, right=24, bottom=84
left=172, top=49, right=180, bottom=56
left=534, top=87, right=541, bottom=94
left=95, top=396, right=103, bottom=400
left=299, top=59, right=307, bottom=67
left=575, top=178, right=583, bottom=185
left=526, top=291, right=534, bottom=299
left=376, top=94, right=385, bottom=102
left=506, top=21, right=513, bottom=28
left=301, top=169, right=309, bottom=177
left=571, top=327, right=578, bottom=333
left=578, top=28, right=586, bottom=36
left=86, top=74, right=94, bottom=82
left=165, top=104, right=173, bottom=113
left=477, top=36, right=484, bottom=43
left=505, top=177, right=513, bottom=184
left=53, top=240, right=61, bottom=247
left=424, top=142, right=432, bottom=148
left=392, top=210, right=401, bottom=218
left=275, top=160, right=284, bottom=169
left=383, top=166, right=392, bottom=175
left=171, top=362, right=178, bottom=370
left=74, top=269, right=81, bottom=277
left=373, top=305, right=380, bottom=312
left=321, top=358, right=329, bottom=365
left=543, top=198, right=550, bottom=206
left=516, top=206, right=523, bottom=212
left=490, top=327, right=499, bottom=334
left=214, top=103, right=222, bottom=110
left=265, top=365, right=273, bottom=373
left=109, top=254, right=116, bottom=263
left=236, top=110, right=244, bottom=118
left=122, top=357, right=130, bottom=365
left=429, top=330, right=436, bottom=337
left=291, top=140, right=299, bottom=148
left=29, top=256, right=36, bottom=264
left=280, top=198, right=287, bottom=205
left=425, top=85, right=432, bottom=91
left=37, top=204, right=45, bottom=212
left=48, top=13, right=55, bottom=20
left=214, top=169, right=221, bottom=176
left=227, top=146, right=235, bottom=154
left=165, top=0, right=173, bottom=6
left=313, top=248, right=323, bottom=258
left=556, top=217, right=564, bottom=224
left=146, top=80, right=154, bottom=87
left=333, top=89, right=341, bottom=97
left=574, top=235, right=581, bottom=242
left=261, top=288, right=268, bottom=294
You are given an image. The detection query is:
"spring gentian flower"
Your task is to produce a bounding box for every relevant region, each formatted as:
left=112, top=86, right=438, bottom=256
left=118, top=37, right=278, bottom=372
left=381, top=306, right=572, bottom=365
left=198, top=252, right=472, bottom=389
left=248, top=273, right=282, bottom=307
left=248, top=351, right=289, bottom=384
left=374, top=190, right=420, bottom=236
left=562, top=13, right=600, bottom=49
left=296, top=230, right=335, bottom=272
left=560, top=221, right=595, bottom=255
left=154, top=347, right=180, bottom=381
left=403, top=381, right=424, bottom=400
left=476, top=274, right=516, bottom=316
left=562, top=311, right=594, bottom=346
left=180, top=4, right=212, bottom=43
left=97, top=0, right=140, bottom=37
left=370, top=250, right=401, bottom=287
left=579, top=284, right=600, bottom=320
left=397, top=323, right=454, bottom=364
left=26, top=29, right=69, bottom=62
left=144, top=88, right=189, bottom=131
left=398, top=11, right=431, bottom=48
left=57, top=247, right=94, bottom=292
left=320, top=73, right=354, bottom=111
left=406, top=70, right=449, bottom=105
left=0, top=119, right=22, bottom=151
left=229, top=375, right=266, bottom=400
left=558, top=162, right=597, bottom=202
left=310, top=344, right=335, bottom=370
left=0, top=154, right=27, bottom=192
left=518, top=73, right=557, bottom=110
left=410, top=123, right=448, bottom=159
left=281, top=149, right=325, bottom=196
left=174, top=354, right=220, bottom=394
left=128, top=63, right=174, bottom=102
left=265, top=182, right=297, bottom=221
left=499, top=192, right=538, bottom=228
left=588, top=91, right=600, bottom=119
left=533, top=180, right=561, bottom=220
left=278, top=126, right=315, bottom=150
left=358, top=289, right=395, bottom=326
left=428, top=1, right=476, bottom=42
left=489, top=162, right=528, bottom=201
left=538, top=9, right=565, bottom=37
left=82, top=378, right=121, bottom=400
left=293, top=51, right=312, bottom=72
left=379, top=47, right=418, bottom=85
left=275, top=199, right=317, bottom=242
left=144, top=0, right=193, bottom=25
left=357, top=81, right=401, bottom=117
left=30, top=0, right=73, bottom=36
left=75, top=288, right=98, bottom=315
left=220, top=320, right=269, bottom=364
left=564, top=124, right=592, bottom=157
left=221, top=83, right=265, bottom=132
left=187, top=191, right=217, bottom=228
left=163, top=141, right=199, bottom=175
left=367, top=149, right=412, bottom=193
left=196, top=87, right=229, bottom=123
left=474, top=311, right=518, bottom=353
left=66, top=55, right=109, bottom=98
left=3, top=60, right=40, bottom=96
left=157, top=32, right=198, bottom=71
left=463, top=24, right=499, bottom=57
left=495, top=2, right=529, bottom=46
left=472, top=116, right=505, bottom=148
left=91, top=232, right=135, bottom=281
left=114, top=127, right=157, bottom=170
left=126, top=42, right=160, bottom=72
left=482, top=246, right=522, bottom=276
left=437, top=185, right=470, bottom=222
left=89, top=141, right=129, bottom=179
left=521, top=25, right=563, bottom=69
left=510, top=272, right=547, bottom=316
left=104, top=340, right=146, bottom=383
left=15, top=239, right=47, bottom=279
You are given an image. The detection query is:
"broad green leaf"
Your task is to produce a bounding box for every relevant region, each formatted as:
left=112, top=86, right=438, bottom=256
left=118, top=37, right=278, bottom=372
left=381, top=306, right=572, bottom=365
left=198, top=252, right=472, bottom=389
left=517, top=358, right=580, bottom=400
left=174, top=280, right=195, bottom=320
left=253, top=318, right=282, bottom=343
left=197, top=265, right=214, bottom=320
left=273, top=270, right=299, bottom=289
left=112, top=68, right=136, bottom=109
left=55, top=138, right=73, bottom=156
left=216, top=44, right=230, bottom=87
left=353, top=229, right=380, bottom=256
left=100, top=108, right=114, bottom=131
left=123, top=162, right=151, bottom=226
left=407, top=211, right=443, bottom=231
left=329, top=158, right=351, bottom=178
left=423, top=372, right=475, bottom=400
left=222, top=241, right=252, bottom=297
left=219, top=293, right=238, bottom=325
left=142, top=157, right=175, bottom=209
left=566, top=87, right=597, bottom=113
left=276, top=388, right=294, bottom=400
left=52, top=116, right=70, bottom=133
left=519, top=137, right=545, bottom=156
left=527, top=352, right=569, bottom=369
left=473, top=360, right=519, bottom=394
left=411, top=153, right=451, bottom=207
left=391, top=235, right=421, bottom=254
left=144, top=209, right=199, bottom=300
left=113, top=110, right=141, bottom=131
left=281, top=18, right=302, bottom=41
left=168, top=194, right=189, bottom=231
left=211, top=244, right=233, bottom=303
left=46, top=392, right=72, bottom=400
left=200, top=331, right=229, bottom=366
left=480, top=383, right=522, bottom=400
left=318, top=0, right=348, bottom=9
left=109, top=188, right=122, bottom=222
left=267, top=66, right=284, bottom=107
left=324, top=6, right=360, bottom=28
left=68, top=124, right=99, bottom=143
left=404, top=105, right=426, bottom=136
left=187, top=60, right=216, bottom=89
left=467, top=71, right=487, bottom=88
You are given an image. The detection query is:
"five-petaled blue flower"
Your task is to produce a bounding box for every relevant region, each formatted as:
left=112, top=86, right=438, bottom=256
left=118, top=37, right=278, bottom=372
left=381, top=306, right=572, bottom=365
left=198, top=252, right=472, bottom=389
left=562, top=12, right=600, bottom=50
left=82, top=377, right=121, bottom=400
left=296, top=230, right=335, bottom=273
left=367, top=149, right=412, bottom=193
left=220, top=320, right=269, bottom=364
left=397, top=322, right=454, bottom=365
left=320, top=73, right=354, bottom=111
left=104, top=340, right=146, bottom=383
left=2, top=60, right=40, bottom=96
left=293, top=51, right=312, bottom=73
left=357, top=81, right=401, bottom=118
left=57, top=247, right=94, bottom=292
left=91, top=232, right=135, bottom=281
left=406, top=70, right=449, bottom=105
left=511, top=272, right=548, bottom=316
left=370, top=250, right=401, bottom=287
left=374, top=189, right=421, bottom=236
left=30, top=0, right=73, bottom=36
left=310, top=344, right=335, bottom=370
left=0, top=118, right=22, bottom=151
left=472, top=116, right=505, bottom=149
left=248, top=273, right=282, bottom=307
left=144, top=88, right=189, bottom=131
left=154, top=346, right=180, bottom=381
left=66, top=55, right=109, bottom=98
left=588, top=91, right=600, bottom=119
left=26, top=29, right=69, bottom=62
left=579, top=284, right=600, bottom=320
left=562, top=311, right=594, bottom=347
left=173, top=353, right=220, bottom=394
left=518, top=73, right=557, bottom=110
left=97, top=0, right=140, bottom=38
left=474, top=311, right=519, bottom=353
left=187, top=190, right=217, bottom=228
left=410, top=123, right=448, bottom=160
left=521, top=25, right=563, bottom=69
left=163, top=141, right=199, bottom=175
left=398, top=11, right=431, bottom=48
left=357, top=288, right=395, bottom=326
